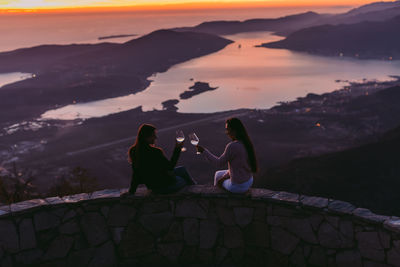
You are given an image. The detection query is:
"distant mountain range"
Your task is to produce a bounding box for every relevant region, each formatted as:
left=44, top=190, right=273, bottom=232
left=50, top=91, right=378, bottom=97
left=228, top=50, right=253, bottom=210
left=174, top=1, right=400, bottom=37
left=0, top=30, right=232, bottom=124
left=262, top=15, right=400, bottom=59
left=173, top=0, right=400, bottom=59
left=258, top=85, right=400, bottom=216
left=173, top=11, right=326, bottom=36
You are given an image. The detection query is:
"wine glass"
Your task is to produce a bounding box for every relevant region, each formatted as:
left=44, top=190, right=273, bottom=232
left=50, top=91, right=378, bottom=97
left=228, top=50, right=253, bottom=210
left=176, top=130, right=186, bottom=152
left=189, top=132, right=200, bottom=154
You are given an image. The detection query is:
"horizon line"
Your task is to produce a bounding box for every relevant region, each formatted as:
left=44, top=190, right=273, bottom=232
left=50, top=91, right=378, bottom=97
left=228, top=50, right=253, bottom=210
left=0, top=1, right=359, bottom=14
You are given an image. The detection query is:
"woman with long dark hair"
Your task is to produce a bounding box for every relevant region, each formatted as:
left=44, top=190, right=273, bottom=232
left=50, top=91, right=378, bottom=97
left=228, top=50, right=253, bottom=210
left=128, top=124, right=196, bottom=194
left=197, top=118, right=257, bottom=193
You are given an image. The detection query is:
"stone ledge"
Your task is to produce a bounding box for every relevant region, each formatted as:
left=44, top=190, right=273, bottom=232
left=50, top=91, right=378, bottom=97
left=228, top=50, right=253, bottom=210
left=0, top=185, right=398, bottom=233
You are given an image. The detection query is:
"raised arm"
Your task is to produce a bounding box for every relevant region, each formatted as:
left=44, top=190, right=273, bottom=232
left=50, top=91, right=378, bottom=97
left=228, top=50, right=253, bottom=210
left=156, top=145, right=181, bottom=170
left=203, top=143, right=233, bottom=168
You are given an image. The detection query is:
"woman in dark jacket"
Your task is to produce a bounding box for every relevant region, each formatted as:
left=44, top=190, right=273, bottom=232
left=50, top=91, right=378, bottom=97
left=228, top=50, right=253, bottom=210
left=128, top=124, right=195, bottom=194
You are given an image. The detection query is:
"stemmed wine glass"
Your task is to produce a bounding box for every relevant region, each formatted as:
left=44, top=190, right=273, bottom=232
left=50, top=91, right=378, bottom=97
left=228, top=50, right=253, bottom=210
left=176, top=130, right=186, bottom=152
left=189, top=132, right=200, bottom=154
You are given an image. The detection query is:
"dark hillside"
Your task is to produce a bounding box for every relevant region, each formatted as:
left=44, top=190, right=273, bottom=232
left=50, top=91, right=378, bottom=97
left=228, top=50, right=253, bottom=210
left=258, top=86, right=400, bottom=215
left=263, top=15, right=400, bottom=59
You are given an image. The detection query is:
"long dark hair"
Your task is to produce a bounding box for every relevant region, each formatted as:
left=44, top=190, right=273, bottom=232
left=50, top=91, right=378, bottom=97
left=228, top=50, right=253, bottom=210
left=226, top=118, right=258, bottom=173
left=128, top=124, right=156, bottom=164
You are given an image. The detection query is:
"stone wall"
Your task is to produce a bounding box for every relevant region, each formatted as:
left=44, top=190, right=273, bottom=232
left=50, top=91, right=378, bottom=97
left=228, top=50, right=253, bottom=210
left=0, top=185, right=400, bottom=266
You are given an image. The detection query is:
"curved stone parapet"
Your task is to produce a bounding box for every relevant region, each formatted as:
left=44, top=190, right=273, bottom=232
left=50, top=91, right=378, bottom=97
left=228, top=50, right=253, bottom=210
left=0, top=185, right=400, bottom=266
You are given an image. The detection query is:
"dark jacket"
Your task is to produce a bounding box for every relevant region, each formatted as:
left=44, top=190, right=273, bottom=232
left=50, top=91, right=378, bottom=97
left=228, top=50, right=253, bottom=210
left=129, top=144, right=180, bottom=193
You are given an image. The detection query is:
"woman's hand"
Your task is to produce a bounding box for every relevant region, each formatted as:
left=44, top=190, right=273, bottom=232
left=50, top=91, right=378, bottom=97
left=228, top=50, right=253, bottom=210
left=196, top=145, right=205, bottom=153
left=175, top=140, right=184, bottom=150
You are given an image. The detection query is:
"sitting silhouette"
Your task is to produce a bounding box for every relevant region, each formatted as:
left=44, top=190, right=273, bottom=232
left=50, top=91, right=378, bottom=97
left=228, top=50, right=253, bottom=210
left=128, top=124, right=196, bottom=194
left=196, top=118, right=257, bottom=193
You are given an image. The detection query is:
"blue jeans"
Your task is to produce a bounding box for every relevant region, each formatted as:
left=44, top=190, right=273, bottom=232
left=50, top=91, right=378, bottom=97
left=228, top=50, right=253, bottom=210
left=154, top=166, right=196, bottom=194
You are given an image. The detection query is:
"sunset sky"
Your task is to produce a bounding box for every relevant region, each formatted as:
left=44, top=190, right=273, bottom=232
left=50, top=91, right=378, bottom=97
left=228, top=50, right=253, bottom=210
left=0, top=0, right=376, bottom=10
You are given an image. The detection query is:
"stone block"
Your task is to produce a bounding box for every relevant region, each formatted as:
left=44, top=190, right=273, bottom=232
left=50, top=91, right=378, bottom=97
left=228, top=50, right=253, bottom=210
left=141, top=201, right=170, bottom=214
left=179, top=246, right=198, bottom=265
left=1, top=256, right=12, bottom=267
left=19, top=218, right=37, bottom=250
left=62, top=193, right=90, bottom=203
left=253, top=206, right=266, bottom=222
left=356, top=231, right=385, bottom=261
left=112, top=227, right=124, bottom=244
left=290, top=246, right=307, bottom=267
left=0, top=205, right=10, bottom=217
left=267, top=215, right=286, bottom=226
left=266, top=250, right=289, bottom=266
left=308, top=246, right=327, bottom=266
left=270, top=226, right=299, bottom=255
left=301, top=195, right=329, bottom=209
left=353, top=208, right=390, bottom=224
left=250, top=188, right=277, bottom=199
left=91, top=189, right=122, bottom=200
left=318, top=222, right=344, bottom=249
left=139, top=212, right=173, bottom=236
left=387, top=246, right=400, bottom=266
left=11, top=199, right=47, bottom=213
left=107, top=204, right=136, bottom=227
left=273, top=205, right=299, bottom=216
left=224, top=226, right=243, bottom=248
left=378, top=230, right=391, bottom=249
left=43, top=235, right=74, bottom=260
left=271, top=191, right=300, bottom=205
left=339, top=220, right=354, bottom=242
left=336, top=250, right=362, bottom=267
left=80, top=212, right=109, bottom=246
left=62, top=209, right=77, bottom=222
left=163, top=221, right=183, bottom=242
left=34, top=211, right=60, bottom=231
left=52, top=207, right=67, bottom=218
left=183, top=218, right=199, bottom=245
left=199, top=220, right=218, bottom=249
left=15, top=249, right=43, bottom=265
left=67, top=248, right=95, bottom=267
left=363, top=261, right=392, bottom=267
left=244, top=221, right=268, bottom=247
left=158, top=242, right=183, bottom=262
left=287, top=218, right=318, bottom=244
left=73, top=234, right=87, bottom=251
left=233, top=207, right=253, bottom=227
left=119, top=223, right=154, bottom=258
left=325, top=215, right=340, bottom=229
left=59, top=220, right=80, bottom=235
left=328, top=200, right=356, bottom=215
left=310, top=214, right=324, bottom=231
left=175, top=199, right=208, bottom=219
left=101, top=206, right=109, bottom=217
left=216, top=205, right=235, bottom=226
left=215, top=247, right=228, bottom=263
left=45, top=197, right=64, bottom=205
left=0, top=220, right=19, bottom=252
left=88, top=241, right=117, bottom=267
left=198, top=248, right=214, bottom=263
left=384, top=217, right=400, bottom=233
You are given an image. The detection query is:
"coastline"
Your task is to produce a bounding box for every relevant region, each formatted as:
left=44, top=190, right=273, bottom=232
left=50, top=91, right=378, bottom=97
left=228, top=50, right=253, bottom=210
left=2, top=76, right=400, bottom=192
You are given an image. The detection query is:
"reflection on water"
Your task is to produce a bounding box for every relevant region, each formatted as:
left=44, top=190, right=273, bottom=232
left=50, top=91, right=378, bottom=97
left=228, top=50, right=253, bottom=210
left=0, top=72, right=32, bottom=88
left=41, top=32, right=400, bottom=120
